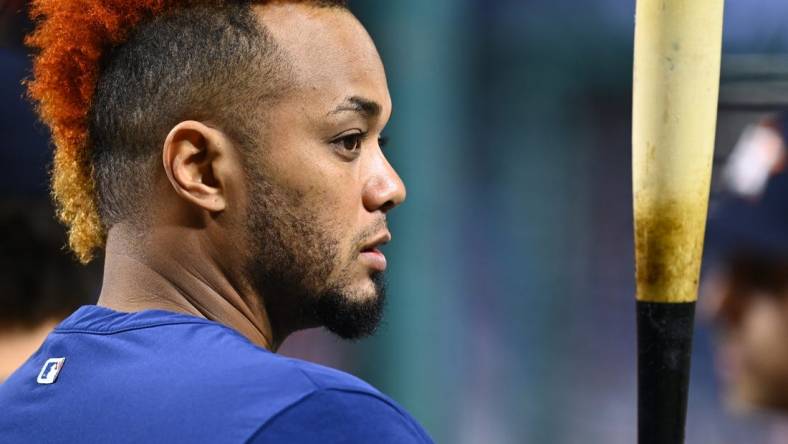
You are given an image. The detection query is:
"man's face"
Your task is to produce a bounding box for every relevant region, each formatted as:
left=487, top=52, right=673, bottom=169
left=704, top=269, right=788, bottom=411
left=239, top=4, right=404, bottom=340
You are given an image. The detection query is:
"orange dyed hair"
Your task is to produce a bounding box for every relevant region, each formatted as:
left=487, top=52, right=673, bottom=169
left=26, top=0, right=346, bottom=263
left=26, top=0, right=180, bottom=263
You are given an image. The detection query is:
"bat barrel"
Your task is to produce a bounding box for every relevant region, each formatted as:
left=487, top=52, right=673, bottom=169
left=632, top=0, right=724, bottom=441
left=637, top=301, right=695, bottom=444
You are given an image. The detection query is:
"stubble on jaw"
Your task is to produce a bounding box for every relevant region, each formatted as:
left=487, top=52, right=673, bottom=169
left=242, top=165, right=387, bottom=342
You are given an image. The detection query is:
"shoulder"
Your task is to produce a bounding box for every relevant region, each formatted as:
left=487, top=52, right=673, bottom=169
left=199, top=340, right=433, bottom=442
left=175, top=323, right=377, bottom=396
left=274, top=353, right=377, bottom=393
left=247, top=386, right=434, bottom=444
left=0, top=308, right=433, bottom=443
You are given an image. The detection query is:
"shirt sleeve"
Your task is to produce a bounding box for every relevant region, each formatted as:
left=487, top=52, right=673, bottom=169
left=246, top=388, right=433, bottom=444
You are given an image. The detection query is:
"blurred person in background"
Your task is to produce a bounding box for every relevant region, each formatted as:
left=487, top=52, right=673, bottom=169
left=703, top=113, right=788, bottom=443
left=0, top=201, right=100, bottom=381
left=1, top=0, right=48, bottom=197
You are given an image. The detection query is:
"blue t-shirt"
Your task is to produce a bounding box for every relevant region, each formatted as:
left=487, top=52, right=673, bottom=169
left=0, top=306, right=433, bottom=443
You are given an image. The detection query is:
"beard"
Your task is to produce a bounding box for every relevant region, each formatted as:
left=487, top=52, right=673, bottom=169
left=243, top=167, right=386, bottom=341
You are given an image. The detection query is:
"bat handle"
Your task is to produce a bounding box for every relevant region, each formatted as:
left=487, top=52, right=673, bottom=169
left=637, top=300, right=696, bottom=444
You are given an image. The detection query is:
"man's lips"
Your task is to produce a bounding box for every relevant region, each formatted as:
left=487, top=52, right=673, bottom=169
left=359, top=232, right=391, bottom=272
left=360, top=247, right=387, bottom=271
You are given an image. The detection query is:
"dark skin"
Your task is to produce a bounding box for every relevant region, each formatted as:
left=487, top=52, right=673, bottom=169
left=97, top=3, right=405, bottom=351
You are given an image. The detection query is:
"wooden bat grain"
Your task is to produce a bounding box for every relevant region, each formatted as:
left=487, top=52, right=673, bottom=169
left=632, top=0, right=724, bottom=303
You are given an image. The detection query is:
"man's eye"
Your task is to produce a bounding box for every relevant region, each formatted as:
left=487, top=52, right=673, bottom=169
left=332, top=133, right=363, bottom=154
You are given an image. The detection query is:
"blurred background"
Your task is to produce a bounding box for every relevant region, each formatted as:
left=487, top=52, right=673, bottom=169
left=3, top=0, right=788, bottom=442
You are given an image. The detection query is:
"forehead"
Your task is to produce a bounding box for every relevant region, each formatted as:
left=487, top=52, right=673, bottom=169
left=254, top=3, right=390, bottom=111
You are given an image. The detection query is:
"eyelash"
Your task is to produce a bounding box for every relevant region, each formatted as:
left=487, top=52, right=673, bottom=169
left=331, top=132, right=389, bottom=155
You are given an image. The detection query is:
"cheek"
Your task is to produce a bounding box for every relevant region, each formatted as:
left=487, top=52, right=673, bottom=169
left=293, top=169, right=363, bottom=238
left=261, top=138, right=364, bottom=253
left=298, top=183, right=358, bottom=235
left=286, top=181, right=360, bottom=267
left=270, top=147, right=359, bottom=213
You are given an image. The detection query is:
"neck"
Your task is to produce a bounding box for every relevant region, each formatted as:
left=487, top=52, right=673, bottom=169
left=97, top=223, right=283, bottom=350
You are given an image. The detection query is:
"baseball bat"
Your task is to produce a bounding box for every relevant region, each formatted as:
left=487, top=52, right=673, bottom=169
left=632, top=1, right=725, bottom=443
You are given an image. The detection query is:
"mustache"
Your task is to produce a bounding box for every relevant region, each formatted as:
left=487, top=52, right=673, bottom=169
left=352, top=218, right=388, bottom=248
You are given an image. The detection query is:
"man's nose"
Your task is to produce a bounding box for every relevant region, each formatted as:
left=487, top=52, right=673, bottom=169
left=362, top=151, right=406, bottom=214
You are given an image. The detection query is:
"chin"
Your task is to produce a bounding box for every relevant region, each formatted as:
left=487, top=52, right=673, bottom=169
left=334, top=289, right=379, bottom=309
left=356, top=278, right=382, bottom=299
left=338, top=270, right=382, bottom=300
left=314, top=271, right=386, bottom=340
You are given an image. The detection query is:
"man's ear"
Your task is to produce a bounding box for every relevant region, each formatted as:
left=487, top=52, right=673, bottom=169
left=162, top=121, right=236, bottom=213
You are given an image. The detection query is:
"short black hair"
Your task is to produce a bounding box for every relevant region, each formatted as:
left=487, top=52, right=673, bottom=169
left=89, top=3, right=284, bottom=226
left=89, top=0, right=348, bottom=228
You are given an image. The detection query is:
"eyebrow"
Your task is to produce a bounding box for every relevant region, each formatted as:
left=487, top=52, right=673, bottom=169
left=327, top=96, right=382, bottom=119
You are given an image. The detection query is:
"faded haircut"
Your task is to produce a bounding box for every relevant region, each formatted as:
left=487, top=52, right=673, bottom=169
left=90, top=3, right=285, bottom=227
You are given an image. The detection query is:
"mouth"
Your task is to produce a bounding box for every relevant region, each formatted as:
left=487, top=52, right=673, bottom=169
left=359, top=232, right=391, bottom=272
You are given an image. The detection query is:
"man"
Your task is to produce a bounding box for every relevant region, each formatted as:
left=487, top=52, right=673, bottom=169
left=0, top=1, right=433, bottom=442
left=703, top=115, right=788, bottom=441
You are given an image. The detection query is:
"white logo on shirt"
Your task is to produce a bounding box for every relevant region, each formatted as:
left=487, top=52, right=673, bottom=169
left=37, top=357, right=66, bottom=384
